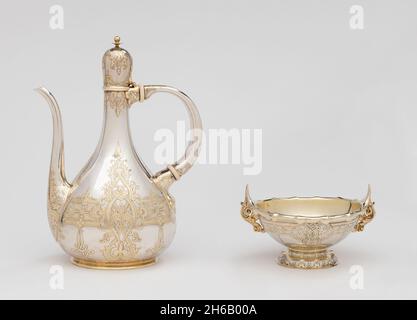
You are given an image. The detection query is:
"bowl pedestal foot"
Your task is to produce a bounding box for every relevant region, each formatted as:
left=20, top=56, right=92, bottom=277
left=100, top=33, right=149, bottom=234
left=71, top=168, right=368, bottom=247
left=277, top=248, right=338, bottom=269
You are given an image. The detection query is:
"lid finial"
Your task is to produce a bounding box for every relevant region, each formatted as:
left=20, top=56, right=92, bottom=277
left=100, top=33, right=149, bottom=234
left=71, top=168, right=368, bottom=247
left=113, top=36, right=121, bottom=48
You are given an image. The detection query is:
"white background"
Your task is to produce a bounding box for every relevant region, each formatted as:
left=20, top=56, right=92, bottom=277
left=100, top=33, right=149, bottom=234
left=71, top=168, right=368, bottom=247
left=0, top=0, right=416, bottom=299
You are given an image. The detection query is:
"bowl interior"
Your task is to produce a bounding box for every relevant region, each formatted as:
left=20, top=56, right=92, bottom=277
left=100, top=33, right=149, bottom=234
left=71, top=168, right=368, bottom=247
left=256, top=197, right=361, bottom=217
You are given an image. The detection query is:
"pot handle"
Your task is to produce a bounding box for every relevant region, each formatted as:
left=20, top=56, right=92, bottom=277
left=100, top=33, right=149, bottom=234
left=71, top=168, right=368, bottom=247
left=354, top=185, right=376, bottom=232
left=241, top=185, right=265, bottom=232
left=133, top=84, right=203, bottom=190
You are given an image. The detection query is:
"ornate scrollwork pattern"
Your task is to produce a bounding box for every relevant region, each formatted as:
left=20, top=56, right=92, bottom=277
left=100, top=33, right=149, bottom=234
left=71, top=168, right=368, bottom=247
left=105, top=92, right=128, bottom=116
left=278, top=250, right=338, bottom=269
left=240, top=201, right=264, bottom=232
left=72, top=228, right=95, bottom=258
left=48, top=171, right=70, bottom=241
left=99, top=147, right=143, bottom=260
left=125, top=84, right=140, bottom=105
left=263, top=220, right=357, bottom=245
left=355, top=203, right=375, bottom=232
left=109, top=51, right=129, bottom=75
left=293, top=223, right=332, bottom=245
left=62, top=148, right=174, bottom=261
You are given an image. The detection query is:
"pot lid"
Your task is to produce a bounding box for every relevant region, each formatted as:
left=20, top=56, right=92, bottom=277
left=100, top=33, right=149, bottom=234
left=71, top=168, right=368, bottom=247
left=102, top=36, right=133, bottom=88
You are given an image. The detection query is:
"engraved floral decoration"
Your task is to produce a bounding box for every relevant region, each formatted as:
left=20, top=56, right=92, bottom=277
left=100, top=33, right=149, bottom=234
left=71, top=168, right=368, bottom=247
left=99, top=147, right=142, bottom=260
left=109, top=52, right=129, bottom=75
left=103, top=49, right=131, bottom=116
left=278, top=250, right=338, bottom=269
left=262, top=220, right=356, bottom=245
left=61, top=147, right=174, bottom=261
left=73, top=228, right=95, bottom=258
left=126, top=85, right=140, bottom=105
left=260, top=218, right=358, bottom=269
left=293, top=223, right=332, bottom=245
left=105, top=92, right=127, bottom=116
left=47, top=171, right=70, bottom=241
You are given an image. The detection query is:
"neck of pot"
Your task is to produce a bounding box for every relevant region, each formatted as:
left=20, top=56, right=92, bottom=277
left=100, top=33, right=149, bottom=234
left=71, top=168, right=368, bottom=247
left=98, top=94, right=134, bottom=153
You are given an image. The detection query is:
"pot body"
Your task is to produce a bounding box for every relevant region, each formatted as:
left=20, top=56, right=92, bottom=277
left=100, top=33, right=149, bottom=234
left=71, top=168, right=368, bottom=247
left=48, top=101, right=177, bottom=269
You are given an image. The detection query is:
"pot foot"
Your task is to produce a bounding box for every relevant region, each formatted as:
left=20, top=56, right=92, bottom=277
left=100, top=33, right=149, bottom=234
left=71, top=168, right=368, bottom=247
left=277, top=248, right=337, bottom=269
left=71, top=257, right=156, bottom=270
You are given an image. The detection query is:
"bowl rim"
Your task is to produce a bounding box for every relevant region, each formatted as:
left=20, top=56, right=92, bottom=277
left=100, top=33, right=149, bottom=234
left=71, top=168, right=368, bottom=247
left=254, top=196, right=364, bottom=221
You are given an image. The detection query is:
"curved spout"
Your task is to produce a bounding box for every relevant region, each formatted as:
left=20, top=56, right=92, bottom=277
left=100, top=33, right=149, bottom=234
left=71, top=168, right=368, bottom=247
left=36, top=87, right=71, bottom=240
left=35, top=87, right=70, bottom=187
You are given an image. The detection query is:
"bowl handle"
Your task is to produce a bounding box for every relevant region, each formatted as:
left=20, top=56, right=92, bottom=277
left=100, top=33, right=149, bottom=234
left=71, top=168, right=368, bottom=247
left=354, top=185, right=375, bottom=232
left=241, top=185, right=265, bottom=233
